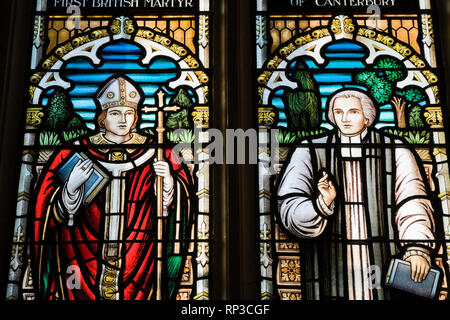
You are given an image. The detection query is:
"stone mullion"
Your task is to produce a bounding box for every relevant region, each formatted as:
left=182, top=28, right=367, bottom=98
left=258, top=102, right=275, bottom=299
left=256, top=0, right=268, bottom=69
left=193, top=123, right=210, bottom=300
left=420, top=0, right=437, bottom=67
left=420, top=0, right=450, bottom=265
left=193, top=1, right=210, bottom=300
left=259, top=132, right=274, bottom=300
left=257, top=0, right=272, bottom=300
left=6, top=0, right=48, bottom=299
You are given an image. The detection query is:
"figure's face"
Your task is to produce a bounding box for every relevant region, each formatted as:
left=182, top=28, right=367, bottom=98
left=103, top=106, right=136, bottom=137
left=332, top=97, right=369, bottom=136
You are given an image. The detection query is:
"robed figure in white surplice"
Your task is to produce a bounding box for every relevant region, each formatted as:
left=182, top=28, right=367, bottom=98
left=278, top=90, right=436, bottom=300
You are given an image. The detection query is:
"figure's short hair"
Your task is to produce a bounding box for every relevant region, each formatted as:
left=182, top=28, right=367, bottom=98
left=327, top=90, right=377, bottom=127
left=97, top=108, right=139, bottom=130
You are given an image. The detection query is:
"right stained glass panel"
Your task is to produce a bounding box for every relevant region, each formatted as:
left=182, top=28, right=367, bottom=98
left=256, top=0, right=450, bottom=300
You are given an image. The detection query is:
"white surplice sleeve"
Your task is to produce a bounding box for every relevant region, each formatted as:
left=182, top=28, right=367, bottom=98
left=154, top=176, right=175, bottom=217
left=278, top=143, right=334, bottom=239
left=394, top=143, right=436, bottom=255
left=59, top=182, right=84, bottom=226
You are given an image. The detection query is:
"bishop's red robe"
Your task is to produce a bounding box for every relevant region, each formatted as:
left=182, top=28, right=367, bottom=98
left=33, top=135, right=193, bottom=300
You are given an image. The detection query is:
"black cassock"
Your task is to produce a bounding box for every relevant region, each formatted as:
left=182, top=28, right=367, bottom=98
left=277, top=129, right=437, bottom=300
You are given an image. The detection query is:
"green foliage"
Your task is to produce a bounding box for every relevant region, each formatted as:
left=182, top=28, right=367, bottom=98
left=284, top=61, right=320, bottom=130
left=277, top=130, right=298, bottom=144
left=371, top=77, right=393, bottom=104
left=45, top=91, right=73, bottom=131
left=355, top=57, right=406, bottom=105
left=355, top=71, right=392, bottom=104
left=297, top=129, right=327, bottom=139
left=167, top=129, right=195, bottom=144
left=404, top=131, right=430, bottom=144
left=166, top=89, right=194, bottom=130
left=166, top=109, right=190, bottom=130
left=44, top=90, right=88, bottom=135
left=398, top=88, right=425, bottom=103
left=374, top=57, right=405, bottom=82
left=384, top=129, right=430, bottom=145
left=171, top=89, right=193, bottom=109
left=276, top=128, right=328, bottom=144
left=355, top=56, right=428, bottom=129
left=375, top=57, right=402, bottom=69
left=66, top=115, right=85, bottom=130
left=408, top=106, right=425, bottom=128
left=39, top=131, right=62, bottom=146
left=63, top=129, right=88, bottom=142
left=177, top=129, right=195, bottom=143
left=142, top=128, right=155, bottom=137
left=384, top=128, right=406, bottom=139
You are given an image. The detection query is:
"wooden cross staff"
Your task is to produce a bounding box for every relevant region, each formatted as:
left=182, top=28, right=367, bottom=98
left=142, top=89, right=180, bottom=300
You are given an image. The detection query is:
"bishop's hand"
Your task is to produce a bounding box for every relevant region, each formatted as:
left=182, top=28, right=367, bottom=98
left=317, top=171, right=337, bottom=208
left=153, top=160, right=175, bottom=190
left=67, top=159, right=94, bottom=195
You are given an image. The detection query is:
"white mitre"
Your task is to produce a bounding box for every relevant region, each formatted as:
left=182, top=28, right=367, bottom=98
left=97, top=76, right=142, bottom=110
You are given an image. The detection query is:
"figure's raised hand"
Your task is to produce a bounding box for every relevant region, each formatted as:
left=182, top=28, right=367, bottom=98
left=67, top=159, right=94, bottom=195
left=317, top=171, right=337, bottom=207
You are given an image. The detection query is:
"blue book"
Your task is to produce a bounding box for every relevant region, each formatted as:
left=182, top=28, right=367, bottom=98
left=57, top=152, right=110, bottom=205
left=385, top=258, right=441, bottom=300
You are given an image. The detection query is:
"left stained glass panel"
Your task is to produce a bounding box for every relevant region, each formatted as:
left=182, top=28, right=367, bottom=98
left=7, top=0, right=212, bottom=301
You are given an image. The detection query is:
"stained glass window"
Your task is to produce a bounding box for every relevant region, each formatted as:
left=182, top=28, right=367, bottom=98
left=256, top=0, right=450, bottom=300
left=6, top=0, right=211, bottom=301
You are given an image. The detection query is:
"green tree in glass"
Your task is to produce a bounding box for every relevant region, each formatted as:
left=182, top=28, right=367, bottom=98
left=409, top=105, right=425, bottom=128
left=166, top=88, right=193, bottom=130
left=355, top=57, right=426, bottom=128
left=44, top=90, right=87, bottom=140
left=283, top=60, right=320, bottom=130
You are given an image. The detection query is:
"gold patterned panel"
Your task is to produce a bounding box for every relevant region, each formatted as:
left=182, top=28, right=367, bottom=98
left=278, top=289, right=302, bottom=301
left=391, top=19, right=420, bottom=54
left=192, top=106, right=209, bottom=128
left=422, top=70, right=438, bottom=84
left=266, top=56, right=283, bottom=69
left=270, top=18, right=330, bottom=53
left=47, top=18, right=111, bottom=54
left=181, top=256, right=194, bottom=286
left=424, top=107, right=443, bottom=129
left=200, top=86, right=209, bottom=103
left=358, top=27, right=413, bottom=57
left=409, top=55, right=426, bottom=68
left=356, top=18, right=389, bottom=33
left=432, top=86, right=440, bottom=104
left=100, top=260, right=120, bottom=300
left=26, top=108, right=45, bottom=130
left=184, top=55, right=200, bottom=69
left=275, top=225, right=300, bottom=253
left=278, top=256, right=301, bottom=285
left=170, top=19, right=196, bottom=54
left=170, top=43, right=188, bottom=57
left=331, top=16, right=355, bottom=35
left=30, top=72, right=45, bottom=85
left=176, top=289, right=192, bottom=301
left=258, top=107, right=276, bottom=129
left=111, top=152, right=125, bottom=162
left=194, top=71, right=209, bottom=83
